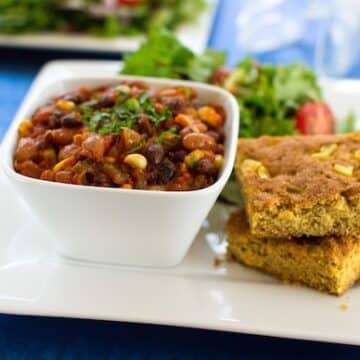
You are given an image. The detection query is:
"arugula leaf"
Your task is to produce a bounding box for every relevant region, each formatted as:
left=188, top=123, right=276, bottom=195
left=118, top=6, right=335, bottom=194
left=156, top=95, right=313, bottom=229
left=121, top=28, right=226, bottom=82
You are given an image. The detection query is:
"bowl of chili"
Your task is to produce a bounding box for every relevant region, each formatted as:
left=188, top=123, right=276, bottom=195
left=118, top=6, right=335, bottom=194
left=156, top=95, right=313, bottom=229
left=1, top=75, right=238, bottom=267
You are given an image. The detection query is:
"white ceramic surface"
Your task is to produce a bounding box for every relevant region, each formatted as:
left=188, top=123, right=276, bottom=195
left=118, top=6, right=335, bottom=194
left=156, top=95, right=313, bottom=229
left=1, top=71, right=239, bottom=267
left=0, top=0, right=217, bottom=54
left=1, top=61, right=360, bottom=344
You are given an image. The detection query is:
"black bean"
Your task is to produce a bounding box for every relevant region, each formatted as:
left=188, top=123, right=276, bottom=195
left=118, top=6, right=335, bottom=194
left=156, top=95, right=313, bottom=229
left=97, top=94, right=115, bottom=108
left=171, top=149, right=187, bottom=162
left=64, top=93, right=83, bottom=104
left=145, top=144, right=165, bottom=165
left=61, top=112, right=82, bottom=127
left=196, top=158, right=217, bottom=176
left=157, top=158, right=176, bottom=184
left=48, top=110, right=65, bottom=128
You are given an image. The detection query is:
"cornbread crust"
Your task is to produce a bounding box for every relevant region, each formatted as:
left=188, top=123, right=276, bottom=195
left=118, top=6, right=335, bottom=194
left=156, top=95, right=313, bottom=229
left=226, top=210, right=360, bottom=295
left=236, top=133, right=360, bottom=238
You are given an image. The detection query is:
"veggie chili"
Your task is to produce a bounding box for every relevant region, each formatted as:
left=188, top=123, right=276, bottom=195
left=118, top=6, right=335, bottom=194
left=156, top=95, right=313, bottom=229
left=13, top=81, right=226, bottom=191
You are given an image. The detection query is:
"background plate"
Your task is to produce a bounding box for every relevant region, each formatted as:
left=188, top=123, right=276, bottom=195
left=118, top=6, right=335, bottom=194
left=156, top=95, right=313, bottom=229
left=0, top=0, right=217, bottom=54
left=1, top=60, right=360, bottom=345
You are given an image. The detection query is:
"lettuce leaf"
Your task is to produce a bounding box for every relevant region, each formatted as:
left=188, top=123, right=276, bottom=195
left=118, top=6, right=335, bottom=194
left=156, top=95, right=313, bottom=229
left=121, top=28, right=226, bottom=82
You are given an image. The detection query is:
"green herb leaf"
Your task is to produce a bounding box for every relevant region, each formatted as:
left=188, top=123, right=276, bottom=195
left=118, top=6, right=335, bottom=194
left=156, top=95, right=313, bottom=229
left=156, top=126, right=180, bottom=145
left=80, top=89, right=171, bottom=135
left=225, top=57, right=323, bottom=137
left=187, top=50, right=227, bottom=82
left=121, top=28, right=226, bottom=82
left=121, top=27, right=194, bottom=79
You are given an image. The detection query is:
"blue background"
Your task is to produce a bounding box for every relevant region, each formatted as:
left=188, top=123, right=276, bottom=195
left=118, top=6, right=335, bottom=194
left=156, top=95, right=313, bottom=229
left=1, top=0, right=360, bottom=358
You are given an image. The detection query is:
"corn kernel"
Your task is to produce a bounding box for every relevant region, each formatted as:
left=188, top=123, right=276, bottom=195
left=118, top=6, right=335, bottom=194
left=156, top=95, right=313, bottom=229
left=257, top=166, right=270, bottom=179
left=184, top=149, right=206, bottom=168
left=123, top=153, right=147, bottom=170
left=53, top=156, right=76, bottom=172
left=311, top=143, right=338, bottom=160
left=214, top=154, right=224, bottom=169
left=197, top=106, right=223, bottom=127
left=18, top=120, right=33, bottom=137
left=278, top=210, right=295, bottom=221
left=354, top=149, right=360, bottom=161
left=334, top=164, right=353, bottom=177
left=56, top=99, right=75, bottom=111
left=241, top=159, right=269, bottom=179
left=241, top=159, right=261, bottom=172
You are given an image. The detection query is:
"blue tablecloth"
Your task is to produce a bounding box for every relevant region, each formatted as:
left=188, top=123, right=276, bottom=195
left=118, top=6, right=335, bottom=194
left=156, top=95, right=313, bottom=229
left=1, top=1, right=360, bottom=358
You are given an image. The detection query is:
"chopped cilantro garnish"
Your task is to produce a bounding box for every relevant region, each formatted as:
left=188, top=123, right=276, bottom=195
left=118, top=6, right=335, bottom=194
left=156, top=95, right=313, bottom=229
left=128, top=139, right=146, bottom=154
left=89, top=112, right=111, bottom=132
left=81, top=99, right=99, bottom=108
left=156, top=126, right=180, bottom=145
left=80, top=90, right=171, bottom=135
left=138, top=92, right=150, bottom=105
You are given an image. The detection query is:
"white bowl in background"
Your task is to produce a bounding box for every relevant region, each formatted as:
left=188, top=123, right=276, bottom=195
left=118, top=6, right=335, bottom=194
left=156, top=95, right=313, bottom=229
left=1, top=74, right=239, bottom=267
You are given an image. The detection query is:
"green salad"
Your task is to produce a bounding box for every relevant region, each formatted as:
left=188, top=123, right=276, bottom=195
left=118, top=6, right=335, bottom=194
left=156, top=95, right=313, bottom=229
left=121, top=28, right=356, bottom=203
left=0, top=0, right=206, bottom=37
left=122, top=28, right=354, bottom=138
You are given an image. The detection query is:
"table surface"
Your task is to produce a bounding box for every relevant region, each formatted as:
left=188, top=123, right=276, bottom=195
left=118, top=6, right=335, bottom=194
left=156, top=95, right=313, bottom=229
left=1, top=1, right=360, bottom=358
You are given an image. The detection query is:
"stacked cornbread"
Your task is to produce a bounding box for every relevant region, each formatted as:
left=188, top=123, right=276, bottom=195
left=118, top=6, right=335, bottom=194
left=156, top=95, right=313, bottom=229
left=226, top=133, right=360, bottom=295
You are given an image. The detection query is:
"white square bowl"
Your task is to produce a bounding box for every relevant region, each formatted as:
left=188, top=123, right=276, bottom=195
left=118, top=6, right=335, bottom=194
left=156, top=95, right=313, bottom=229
left=1, top=74, right=239, bottom=267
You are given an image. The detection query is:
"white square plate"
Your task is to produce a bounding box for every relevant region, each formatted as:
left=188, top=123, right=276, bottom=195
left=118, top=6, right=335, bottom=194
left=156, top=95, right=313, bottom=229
left=0, top=0, right=217, bottom=54
left=1, top=60, right=360, bottom=345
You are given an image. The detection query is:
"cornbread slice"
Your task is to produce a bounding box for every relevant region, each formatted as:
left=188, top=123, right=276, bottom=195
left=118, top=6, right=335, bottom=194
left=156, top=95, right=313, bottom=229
left=227, top=210, right=360, bottom=295
left=236, top=133, right=360, bottom=238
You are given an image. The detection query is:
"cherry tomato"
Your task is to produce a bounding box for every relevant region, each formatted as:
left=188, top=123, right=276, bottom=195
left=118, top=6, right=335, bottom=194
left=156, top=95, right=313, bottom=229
left=211, top=67, right=231, bottom=86
left=295, top=102, right=335, bottom=135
